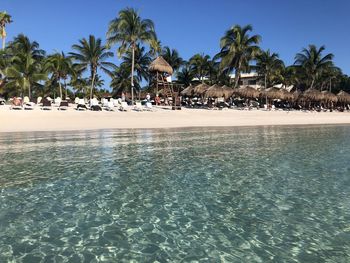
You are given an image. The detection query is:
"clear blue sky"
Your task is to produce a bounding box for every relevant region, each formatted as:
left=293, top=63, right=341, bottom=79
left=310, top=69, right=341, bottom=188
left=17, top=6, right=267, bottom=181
left=2, top=0, right=350, bottom=89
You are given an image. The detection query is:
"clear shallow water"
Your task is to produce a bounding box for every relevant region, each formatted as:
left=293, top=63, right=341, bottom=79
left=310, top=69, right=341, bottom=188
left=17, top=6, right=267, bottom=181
left=0, top=126, right=350, bottom=262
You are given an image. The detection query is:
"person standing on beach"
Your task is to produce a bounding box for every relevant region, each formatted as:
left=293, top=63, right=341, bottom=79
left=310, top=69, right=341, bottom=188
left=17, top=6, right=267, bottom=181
left=146, top=93, right=151, bottom=103
left=121, top=92, right=126, bottom=102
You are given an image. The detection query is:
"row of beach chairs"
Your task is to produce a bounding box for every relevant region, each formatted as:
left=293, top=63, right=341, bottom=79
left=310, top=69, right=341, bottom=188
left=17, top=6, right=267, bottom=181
left=8, top=96, right=154, bottom=112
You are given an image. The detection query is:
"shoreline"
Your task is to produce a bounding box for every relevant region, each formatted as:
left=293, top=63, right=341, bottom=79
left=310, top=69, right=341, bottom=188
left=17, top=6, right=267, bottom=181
left=1, top=106, right=350, bottom=133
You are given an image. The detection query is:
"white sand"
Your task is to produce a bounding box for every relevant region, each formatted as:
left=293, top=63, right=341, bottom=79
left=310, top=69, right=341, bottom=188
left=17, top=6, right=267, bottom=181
left=0, top=105, right=349, bottom=133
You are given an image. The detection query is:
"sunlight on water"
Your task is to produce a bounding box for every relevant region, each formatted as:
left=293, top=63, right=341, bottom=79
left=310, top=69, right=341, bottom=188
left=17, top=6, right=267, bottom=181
left=0, top=126, right=350, bottom=262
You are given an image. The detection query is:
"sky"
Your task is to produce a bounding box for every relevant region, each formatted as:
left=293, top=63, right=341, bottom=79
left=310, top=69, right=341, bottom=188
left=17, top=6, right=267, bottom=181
left=2, top=0, right=350, bottom=89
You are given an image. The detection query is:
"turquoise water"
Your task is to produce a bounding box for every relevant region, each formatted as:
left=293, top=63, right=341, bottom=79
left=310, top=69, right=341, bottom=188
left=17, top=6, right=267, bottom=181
left=0, top=126, right=350, bottom=262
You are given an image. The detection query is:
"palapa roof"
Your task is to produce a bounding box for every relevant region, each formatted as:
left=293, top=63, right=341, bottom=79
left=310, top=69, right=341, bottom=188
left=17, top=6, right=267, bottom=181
left=149, top=56, right=173, bottom=75
left=205, top=84, right=234, bottom=98
left=261, top=87, right=282, bottom=100
left=222, top=85, right=235, bottom=98
left=299, top=88, right=324, bottom=102
left=234, top=86, right=260, bottom=98
left=278, top=89, right=294, bottom=101
left=337, top=90, right=350, bottom=103
left=193, top=83, right=210, bottom=95
left=321, top=90, right=338, bottom=103
left=180, top=85, right=195, bottom=96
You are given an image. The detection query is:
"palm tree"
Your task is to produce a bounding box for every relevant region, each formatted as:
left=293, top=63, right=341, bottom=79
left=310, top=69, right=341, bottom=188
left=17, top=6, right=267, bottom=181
left=121, top=44, right=152, bottom=84
left=0, top=11, right=12, bottom=50
left=294, top=45, right=334, bottom=89
left=161, top=46, right=183, bottom=72
left=189, top=53, right=210, bottom=83
left=5, top=52, right=46, bottom=98
left=149, top=38, right=162, bottom=58
left=217, top=24, right=261, bottom=88
left=45, top=52, right=74, bottom=99
left=176, top=63, right=194, bottom=87
left=9, top=34, right=45, bottom=60
left=111, top=64, right=141, bottom=95
left=70, top=35, right=114, bottom=100
left=106, top=7, right=157, bottom=103
left=255, top=49, right=284, bottom=89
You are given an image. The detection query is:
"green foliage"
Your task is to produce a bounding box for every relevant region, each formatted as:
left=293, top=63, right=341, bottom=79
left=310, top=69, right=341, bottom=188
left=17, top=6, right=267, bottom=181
left=217, top=24, right=261, bottom=87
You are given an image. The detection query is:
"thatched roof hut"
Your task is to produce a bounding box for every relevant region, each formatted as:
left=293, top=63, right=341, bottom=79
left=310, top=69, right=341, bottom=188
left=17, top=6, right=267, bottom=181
left=149, top=56, right=173, bottom=75
left=291, top=90, right=301, bottom=102
left=299, top=89, right=324, bottom=102
left=193, top=83, right=210, bottom=96
left=205, top=84, right=233, bottom=98
left=180, top=85, right=195, bottom=96
left=337, top=90, right=350, bottom=104
left=321, top=91, right=338, bottom=103
left=234, top=86, right=260, bottom=99
left=261, top=87, right=282, bottom=100
left=278, top=89, right=294, bottom=101
left=222, top=85, right=235, bottom=98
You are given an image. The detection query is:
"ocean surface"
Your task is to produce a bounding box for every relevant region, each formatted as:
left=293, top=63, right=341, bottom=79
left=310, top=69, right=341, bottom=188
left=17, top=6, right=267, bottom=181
left=0, top=125, right=350, bottom=262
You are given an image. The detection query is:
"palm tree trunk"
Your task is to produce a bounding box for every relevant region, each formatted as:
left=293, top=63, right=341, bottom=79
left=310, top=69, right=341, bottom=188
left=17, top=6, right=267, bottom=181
left=2, top=36, right=5, bottom=50
left=58, top=81, right=63, bottom=99
left=310, top=78, right=315, bottom=89
left=64, top=79, right=67, bottom=99
left=131, top=43, right=135, bottom=104
left=234, top=70, right=240, bottom=88
left=90, top=71, right=96, bottom=100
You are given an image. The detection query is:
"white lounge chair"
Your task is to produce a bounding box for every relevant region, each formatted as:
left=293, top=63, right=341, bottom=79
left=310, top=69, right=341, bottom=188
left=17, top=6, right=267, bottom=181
left=77, top=99, right=88, bottom=111
left=120, top=101, right=129, bottom=111
left=144, top=102, right=154, bottom=111
left=134, top=102, right=143, bottom=111
left=41, top=99, right=52, bottom=110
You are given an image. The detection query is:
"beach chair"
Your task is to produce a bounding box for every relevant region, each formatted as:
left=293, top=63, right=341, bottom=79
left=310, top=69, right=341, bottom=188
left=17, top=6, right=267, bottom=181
left=134, top=101, right=143, bottom=111
left=119, top=101, right=129, bottom=111
left=90, top=98, right=102, bottom=111
left=24, top=102, right=35, bottom=110
left=41, top=99, right=52, bottom=110
left=58, top=101, right=69, bottom=110
left=76, top=99, right=88, bottom=111
left=144, top=102, right=154, bottom=111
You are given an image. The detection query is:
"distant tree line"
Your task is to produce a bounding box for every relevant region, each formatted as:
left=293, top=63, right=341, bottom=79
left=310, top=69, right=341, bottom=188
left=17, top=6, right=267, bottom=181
left=0, top=9, right=349, bottom=100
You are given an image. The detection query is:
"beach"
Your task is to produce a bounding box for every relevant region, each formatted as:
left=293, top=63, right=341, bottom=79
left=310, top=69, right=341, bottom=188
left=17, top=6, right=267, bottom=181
left=1, top=106, right=349, bottom=133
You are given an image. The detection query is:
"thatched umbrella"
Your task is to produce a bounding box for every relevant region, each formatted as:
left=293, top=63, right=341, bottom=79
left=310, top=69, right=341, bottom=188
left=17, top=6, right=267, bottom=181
left=337, top=90, right=350, bottom=104
left=261, top=87, right=282, bottom=100
left=234, top=86, right=260, bottom=99
left=222, top=85, right=235, bottom=98
left=321, top=91, right=338, bottom=103
left=291, top=90, right=301, bottom=102
left=149, top=56, right=173, bottom=75
left=278, top=89, right=294, bottom=101
left=193, top=83, right=210, bottom=96
left=299, top=88, right=324, bottom=102
left=180, top=85, right=195, bottom=96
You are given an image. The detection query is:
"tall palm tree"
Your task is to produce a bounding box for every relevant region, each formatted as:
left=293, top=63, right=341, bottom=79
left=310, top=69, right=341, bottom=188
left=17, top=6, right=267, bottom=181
left=70, top=35, right=114, bottom=100
left=161, top=46, right=183, bottom=72
left=45, top=52, right=74, bottom=99
left=106, top=7, right=157, bottom=103
left=255, top=49, right=284, bottom=89
left=0, top=11, right=12, bottom=50
left=121, top=44, right=152, bottom=84
left=9, top=34, right=45, bottom=60
left=217, top=24, right=261, bottom=88
left=294, top=45, right=334, bottom=89
left=189, top=53, right=210, bottom=83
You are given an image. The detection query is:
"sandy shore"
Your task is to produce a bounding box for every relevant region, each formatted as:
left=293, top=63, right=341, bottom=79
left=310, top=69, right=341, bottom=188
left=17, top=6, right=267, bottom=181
left=0, top=105, right=350, bottom=133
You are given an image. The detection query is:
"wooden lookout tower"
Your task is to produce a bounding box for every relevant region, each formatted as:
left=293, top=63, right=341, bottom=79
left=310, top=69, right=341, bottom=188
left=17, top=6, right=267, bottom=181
left=149, top=56, right=182, bottom=110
